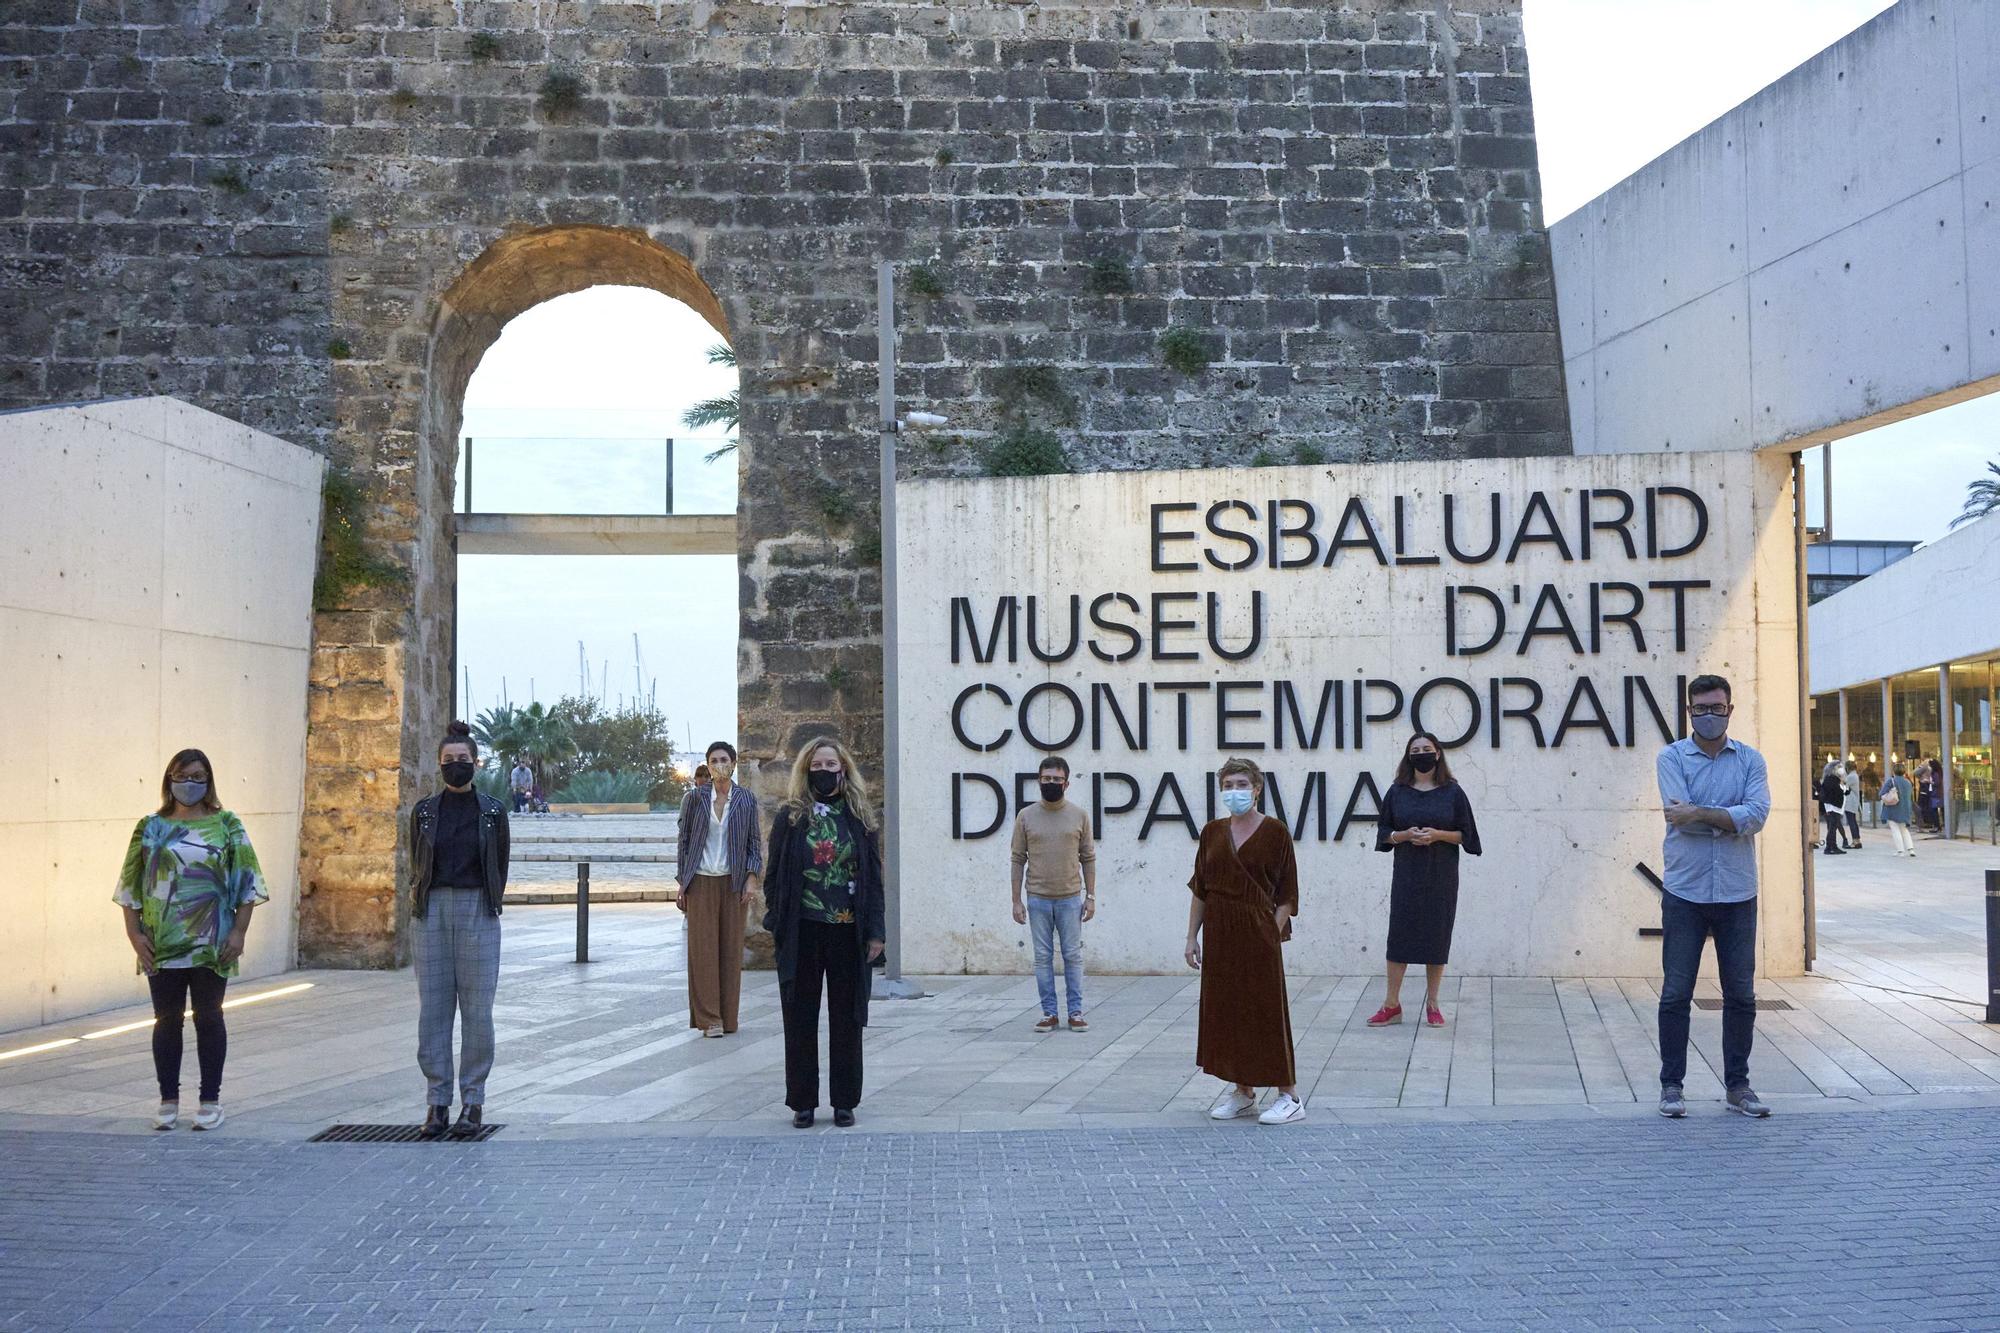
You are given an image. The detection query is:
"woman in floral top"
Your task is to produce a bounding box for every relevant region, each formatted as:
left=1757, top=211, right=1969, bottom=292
left=762, top=737, right=886, bottom=1129
left=113, top=748, right=268, bottom=1132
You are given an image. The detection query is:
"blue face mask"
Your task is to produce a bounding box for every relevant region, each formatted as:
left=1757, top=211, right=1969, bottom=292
left=1690, top=713, right=1730, bottom=741
left=1220, top=788, right=1256, bottom=816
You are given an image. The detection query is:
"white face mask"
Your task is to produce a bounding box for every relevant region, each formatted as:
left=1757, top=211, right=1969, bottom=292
left=1220, top=788, right=1255, bottom=816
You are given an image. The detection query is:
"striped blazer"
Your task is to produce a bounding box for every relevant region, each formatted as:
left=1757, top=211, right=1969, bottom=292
left=676, top=783, right=764, bottom=895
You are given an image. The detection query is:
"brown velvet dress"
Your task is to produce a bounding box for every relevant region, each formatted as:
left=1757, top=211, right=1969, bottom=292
left=1188, top=815, right=1300, bottom=1087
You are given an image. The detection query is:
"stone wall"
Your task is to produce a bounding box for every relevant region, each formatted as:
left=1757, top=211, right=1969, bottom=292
left=0, top=0, right=1568, bottom=967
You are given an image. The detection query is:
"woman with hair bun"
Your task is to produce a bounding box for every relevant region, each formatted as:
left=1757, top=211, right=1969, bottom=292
left=1368, top=732, right=1482, bottom=1028
left=409, top=719, right=510, bottom=1140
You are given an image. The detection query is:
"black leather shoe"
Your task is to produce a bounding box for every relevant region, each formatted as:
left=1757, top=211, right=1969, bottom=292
left=791, top=1109, right=814, bottom=1129
left=448, top=1104, right=483, bottom=1140
left=419, top=1105, right=450, bottom=1140
left=833, top=1108, right=855, bottom=1128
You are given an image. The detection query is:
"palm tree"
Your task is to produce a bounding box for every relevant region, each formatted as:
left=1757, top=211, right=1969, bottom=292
left=682, top=342, right=740, bottom=463
left=1951, top=458, right=2000, bottom=528
left=472, top=701, right=574, bottom=789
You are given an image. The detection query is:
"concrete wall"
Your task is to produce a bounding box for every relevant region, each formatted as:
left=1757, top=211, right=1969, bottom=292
left=1551, top=0, right=2000, bottom=456
left=1808, top=512, right=2000, bottom=693
left=895, top=449, right=1806, bottom=979
left=0, top=398, right=323, bottom=1033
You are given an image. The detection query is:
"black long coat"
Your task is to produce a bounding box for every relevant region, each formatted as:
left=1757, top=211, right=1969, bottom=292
left=761, top=802, right=887, bottom=1028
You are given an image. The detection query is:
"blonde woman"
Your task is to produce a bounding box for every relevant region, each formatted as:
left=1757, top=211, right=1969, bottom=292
left=761, top=737, right=886, bottom=1128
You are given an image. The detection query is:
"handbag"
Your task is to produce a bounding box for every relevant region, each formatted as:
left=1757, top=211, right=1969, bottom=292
left=1882, top=784, right=1900, bottom=807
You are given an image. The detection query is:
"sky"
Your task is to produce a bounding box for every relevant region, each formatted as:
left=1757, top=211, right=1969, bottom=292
left=455, top=0, right=1996, bottom=736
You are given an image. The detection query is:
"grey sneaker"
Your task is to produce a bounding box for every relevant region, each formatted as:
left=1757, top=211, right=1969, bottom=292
left=1658, top=1085, right=1686, bottom=1118
left=1727, top=1085, right=1771, bottom=1118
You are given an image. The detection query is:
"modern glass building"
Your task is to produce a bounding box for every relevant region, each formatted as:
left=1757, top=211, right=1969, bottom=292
left=1807, top=516, right=2000, bottom=840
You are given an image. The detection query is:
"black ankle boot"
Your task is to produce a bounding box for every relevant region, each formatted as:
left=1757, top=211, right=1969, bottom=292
left=791, top=1109, right=814, bottom=1129
left=449, top=1104, right=483, bottom=1140
left=420, top=1105, right=450, bottom=1140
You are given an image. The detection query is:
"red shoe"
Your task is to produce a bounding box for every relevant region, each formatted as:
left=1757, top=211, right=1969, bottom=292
left=1425, top=1004, right=1446, bottom=1027
left=1366, top=1004, right=1403, bottom=1026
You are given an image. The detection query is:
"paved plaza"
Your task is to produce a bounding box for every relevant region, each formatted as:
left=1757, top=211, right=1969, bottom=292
left=4, top=822, right=1998, bottom=1329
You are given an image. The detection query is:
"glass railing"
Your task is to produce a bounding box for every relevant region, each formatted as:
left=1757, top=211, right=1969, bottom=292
left=455, top=437, right=739, bottom=516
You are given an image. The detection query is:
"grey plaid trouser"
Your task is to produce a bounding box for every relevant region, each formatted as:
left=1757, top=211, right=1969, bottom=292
left=415, top=887, right=501, bottom=1106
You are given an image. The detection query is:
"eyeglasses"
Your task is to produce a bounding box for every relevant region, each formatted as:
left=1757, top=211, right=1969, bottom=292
left=1688, top=704, right=1732, bottom=717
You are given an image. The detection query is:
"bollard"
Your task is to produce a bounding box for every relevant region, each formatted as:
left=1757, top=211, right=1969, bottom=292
left=576, top=860, right=591, bottom=964
left=1987, top=870, right=1999, bottom=1025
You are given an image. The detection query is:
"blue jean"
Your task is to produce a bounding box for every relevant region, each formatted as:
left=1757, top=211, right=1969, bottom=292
left=1657, top=891, right=1757, bottom=1090
left=1028, top=894, right=1086, bottom=1018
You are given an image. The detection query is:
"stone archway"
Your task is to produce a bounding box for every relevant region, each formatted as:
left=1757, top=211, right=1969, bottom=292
left=299, top=224, right=732, bottom=968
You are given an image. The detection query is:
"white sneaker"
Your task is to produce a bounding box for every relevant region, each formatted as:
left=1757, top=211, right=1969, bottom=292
left=151, top=1102, right=179, bottom=1131
left=1258, top=1093, right=1306, bottom=1125
left=1208, top=1088, right=1257, bottom=1120
left=192, top=1102, right=224, bottom=1131
left=703, top=1025, right=725, bottom=1038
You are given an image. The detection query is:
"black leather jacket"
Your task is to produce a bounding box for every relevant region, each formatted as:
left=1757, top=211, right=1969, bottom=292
left=410, top=790, right=510, bottom=919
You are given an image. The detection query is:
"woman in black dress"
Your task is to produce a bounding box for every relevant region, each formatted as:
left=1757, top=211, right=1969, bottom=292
left=1368, top=732, right=1481, bottom=1028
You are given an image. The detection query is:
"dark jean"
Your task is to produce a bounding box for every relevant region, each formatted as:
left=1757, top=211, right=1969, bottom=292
left=1657, top=892, right=1757, bottom=1091
left=148, top=966, right=228, bottom=1102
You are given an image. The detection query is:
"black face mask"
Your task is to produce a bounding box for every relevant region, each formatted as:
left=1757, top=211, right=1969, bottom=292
left=442, top=760, right=476, bottom=789
left=1410, top=753, right=1439, bottom=774
left=1039, top=781, right=1065, bottom=803
left=807, top=769, right=843, bottom=800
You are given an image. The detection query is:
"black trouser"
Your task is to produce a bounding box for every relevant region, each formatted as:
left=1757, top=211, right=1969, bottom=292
left=780, top=920, right=864, bottom=1112
left=148, top=967, right=228, bottom=1102
left=1844, top=811, right=1861, bottom=844
left=1821, top=810, right=1845, bottom=851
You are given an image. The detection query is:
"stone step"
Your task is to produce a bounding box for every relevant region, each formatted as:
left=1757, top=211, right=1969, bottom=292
left=512, top=853, right=675, bottom=863
left=502, top=887, right=678, bottom=905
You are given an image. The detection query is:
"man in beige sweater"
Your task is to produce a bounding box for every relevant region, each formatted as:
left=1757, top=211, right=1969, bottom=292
left=1011, top=755, right=1097, bottom=1032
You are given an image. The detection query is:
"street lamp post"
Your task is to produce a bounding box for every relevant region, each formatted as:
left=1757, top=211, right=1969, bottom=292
left=875, top=260, right=938, bottom=1001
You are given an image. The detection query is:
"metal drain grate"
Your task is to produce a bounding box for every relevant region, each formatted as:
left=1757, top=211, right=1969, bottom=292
left=1692, top=998, right=1794, bottom=1012
left=308, top=1123, right=503, bottom=1143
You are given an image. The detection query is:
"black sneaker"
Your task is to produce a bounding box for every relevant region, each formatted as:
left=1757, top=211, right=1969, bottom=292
left=1658, top=1085, right=1686, bottom=1118
left=1727, top=1085, right=1771, bottom=1118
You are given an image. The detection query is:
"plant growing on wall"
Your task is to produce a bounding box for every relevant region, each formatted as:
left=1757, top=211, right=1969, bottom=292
left=468, top=32, right=502, bottom=62
left=813, top=476, right=856, bottom=527
left=984, top=425, right=1070, bottom=477
left=991, top=363, right=1077, bottom=425
left=1086, top=256, right=1134, bottom=296
left=1159, top=326, right=1213, bottom=376
left=907, top=264, right=944, bottom=297
left=538, top=70, right=585, bottom=117
left=210, top=169, right=248, bottom=194
left=313, top=464, right=408, bottom=612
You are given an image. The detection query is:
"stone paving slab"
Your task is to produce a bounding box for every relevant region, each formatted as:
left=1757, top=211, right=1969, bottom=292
left=1, top=1107, right=1997, bottom=1330
left=5, top=905, right=2000, bottom=1144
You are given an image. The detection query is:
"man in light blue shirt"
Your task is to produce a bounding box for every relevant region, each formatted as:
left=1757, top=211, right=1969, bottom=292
left=1654, top=673, right=1771, bottom=1120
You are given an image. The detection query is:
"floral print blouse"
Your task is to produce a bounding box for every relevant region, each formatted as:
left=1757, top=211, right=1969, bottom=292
left=113, top=812, right=268, bottom=977
left=798, top=800, right=859, bottom=925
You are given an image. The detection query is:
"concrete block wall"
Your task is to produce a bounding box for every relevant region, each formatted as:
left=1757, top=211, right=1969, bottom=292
left=1552, top=0, right=2000, bottom=456
left=0, top=1, right=1569, bottom=967
left=0, top=398, right=324, bottom=1033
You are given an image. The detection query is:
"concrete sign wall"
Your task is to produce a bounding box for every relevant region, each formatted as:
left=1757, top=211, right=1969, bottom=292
left=896, top=451, right=1804, bottom=979
left=0, top=399, right=323, bottom=1033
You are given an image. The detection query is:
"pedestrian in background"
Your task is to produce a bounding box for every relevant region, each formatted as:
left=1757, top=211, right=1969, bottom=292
left=1369, top=732, right=1482, bottom=1028
left=1816, top=760, right=1848, bottom=856
left=114, top=748, right=269, bottom=1132
left=763, top=737, right=885, bottom=1128
left=410, top=720, right=510, bottom=1140
left=676, top=741, right=762, bottom=1038
left=1840, top=760, right=1862, bottom=849
left=1010, top=754, right=1097, bottom=1032
left=509, top=756, right=534, bottom=814
left=1186, top=757, right=1304, bottom=1126
left=1880, top=763, right=1916, bottom=857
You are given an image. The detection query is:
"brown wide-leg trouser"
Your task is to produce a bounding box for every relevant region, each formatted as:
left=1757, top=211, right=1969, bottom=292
left=684, top=873, right=746, bottom=1031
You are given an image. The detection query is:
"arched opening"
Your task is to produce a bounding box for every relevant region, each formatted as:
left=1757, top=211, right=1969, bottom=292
left=411, top=221, right=736, bottom=769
